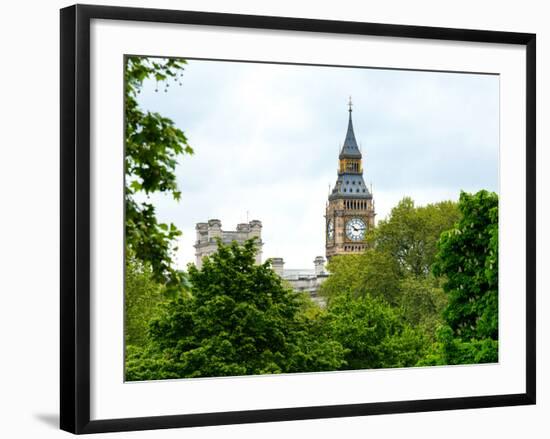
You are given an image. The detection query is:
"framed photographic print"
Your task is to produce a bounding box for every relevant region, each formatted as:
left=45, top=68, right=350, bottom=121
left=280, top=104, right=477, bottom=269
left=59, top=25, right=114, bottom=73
left=60, top=4, right=536, bottom=434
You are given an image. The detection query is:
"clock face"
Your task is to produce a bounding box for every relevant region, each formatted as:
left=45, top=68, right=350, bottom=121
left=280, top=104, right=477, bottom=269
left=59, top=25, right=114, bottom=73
left=327, top=219, right=334, bottom=240
left=345, top=218, right=366, bottom=241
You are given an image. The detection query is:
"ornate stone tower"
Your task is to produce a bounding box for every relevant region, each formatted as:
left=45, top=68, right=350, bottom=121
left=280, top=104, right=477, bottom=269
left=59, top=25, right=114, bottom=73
left=194, top=219, right=263, bottom=269
left=325, top=99, right=375, bottom=259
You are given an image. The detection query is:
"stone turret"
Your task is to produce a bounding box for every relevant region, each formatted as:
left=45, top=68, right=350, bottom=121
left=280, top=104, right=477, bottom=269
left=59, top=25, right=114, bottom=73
left=271, top=257, right=285, bottom=276
left=236, top=223, right=250, bottom=232
left=195, top=222, right=208, bottom=243
left=249, top=220, right=262, bottom=238
left=248, top=220, right=262, bottom=263
left=314, top=256, right=326, bottom=276
left=207, top=219, right=222, bottom=240
left=194, top=219, right=263, bottom=269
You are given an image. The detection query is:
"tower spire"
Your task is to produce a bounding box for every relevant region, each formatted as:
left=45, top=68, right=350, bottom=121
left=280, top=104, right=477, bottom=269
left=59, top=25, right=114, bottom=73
left=339, top=97, right=361, bottom=159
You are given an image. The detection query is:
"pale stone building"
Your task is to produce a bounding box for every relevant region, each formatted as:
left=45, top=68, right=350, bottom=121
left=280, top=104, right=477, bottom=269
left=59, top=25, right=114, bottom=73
left=271, top=256, right=328, bottom=305
left=194, top=219, right=263, bottom=269
left=193, top=220, right=327, bottom=303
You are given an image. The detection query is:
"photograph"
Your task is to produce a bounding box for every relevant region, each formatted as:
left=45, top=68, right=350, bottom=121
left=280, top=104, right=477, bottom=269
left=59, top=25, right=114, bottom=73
left=123, top=55, right=500, bottom=382
left=0, top=0, right=541, bottom=435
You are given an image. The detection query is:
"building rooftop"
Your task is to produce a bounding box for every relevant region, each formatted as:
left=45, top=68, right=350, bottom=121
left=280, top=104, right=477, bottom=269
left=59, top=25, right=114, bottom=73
left=282, top=268, right=328, bottom=280
left=329, top=173, right=372, bottom=200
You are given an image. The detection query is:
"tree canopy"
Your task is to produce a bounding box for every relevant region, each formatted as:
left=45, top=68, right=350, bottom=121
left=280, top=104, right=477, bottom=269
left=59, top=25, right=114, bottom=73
left=320, top=198, right=458, bottom=320
left=320, top=193, right=497, bottom=369
left=124, top=185, right=499, bottom=378
left=372, top=198, right=461, bottom=277
left=126, top=240, right=346, bottom=380
left=327, top=294, right=426, bottom=370
left=428, top=190, right=499, bottom=364
left=125, top=56, right=193, bottom=292
left=124, top=251, right=166, bottom=348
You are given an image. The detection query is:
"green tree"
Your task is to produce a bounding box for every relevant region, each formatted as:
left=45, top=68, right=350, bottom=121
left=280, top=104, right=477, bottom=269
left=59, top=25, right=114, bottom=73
left=124, top=252, right=166, bottom=348
left=126, top=239, right=346, bottom=381
left=319, top=197, right=461, bottom=368
left=420, top=326, right=498, bottom=366
left=326, top=294, right=426, bottom=370
left=320, top=198, right=459, bottom=307
left=373, top=198, right=460, bottom=276
left=320, top=250, right=400, bottom=305
left=430, top=190, right=499, bottom=364
left=398, top=274, right=447, bottom=341
left=125, top=56, right=194, bottom=290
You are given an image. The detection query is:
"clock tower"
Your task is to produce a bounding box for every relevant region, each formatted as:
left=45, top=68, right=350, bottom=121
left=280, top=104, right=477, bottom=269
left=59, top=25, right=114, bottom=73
left=325, top=99, right=375, bottom=259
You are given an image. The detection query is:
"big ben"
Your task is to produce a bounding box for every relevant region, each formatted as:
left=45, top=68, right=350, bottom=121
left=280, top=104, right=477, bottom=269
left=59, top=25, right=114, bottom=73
left=325, top=99, right=375, bottom=259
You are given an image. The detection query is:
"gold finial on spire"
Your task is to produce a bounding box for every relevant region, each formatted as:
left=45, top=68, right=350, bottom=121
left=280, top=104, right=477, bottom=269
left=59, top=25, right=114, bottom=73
left=348, top=96, right=353, bottom=113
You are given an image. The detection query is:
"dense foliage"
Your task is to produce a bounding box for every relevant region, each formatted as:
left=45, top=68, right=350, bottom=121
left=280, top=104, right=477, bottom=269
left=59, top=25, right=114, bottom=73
left=372, top=198, right=461, bottom=277
left=126, top=240, right=346, bottom=380
left=320, top=199, right=459, bottom=324
left=320, top=251, right=401, bottom=305
left=327, top=294, right=426, bottom=370
left=124, top=252, right=166, bottom=347
left=398, top=275, right=448, bottom=340
left=427, top=190, right=499, bottom=364
left=125, top=56, right=193, bottom=291
left=125, top=190, right=499, bottom=379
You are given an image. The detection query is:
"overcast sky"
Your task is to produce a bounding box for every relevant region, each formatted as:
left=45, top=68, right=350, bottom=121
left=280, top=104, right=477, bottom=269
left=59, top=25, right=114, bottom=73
left=134, top=58, right=499, bottom=269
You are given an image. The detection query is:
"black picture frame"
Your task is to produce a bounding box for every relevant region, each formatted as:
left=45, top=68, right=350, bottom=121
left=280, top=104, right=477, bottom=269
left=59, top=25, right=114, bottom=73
left=60, top=4, right=536, bottom=434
